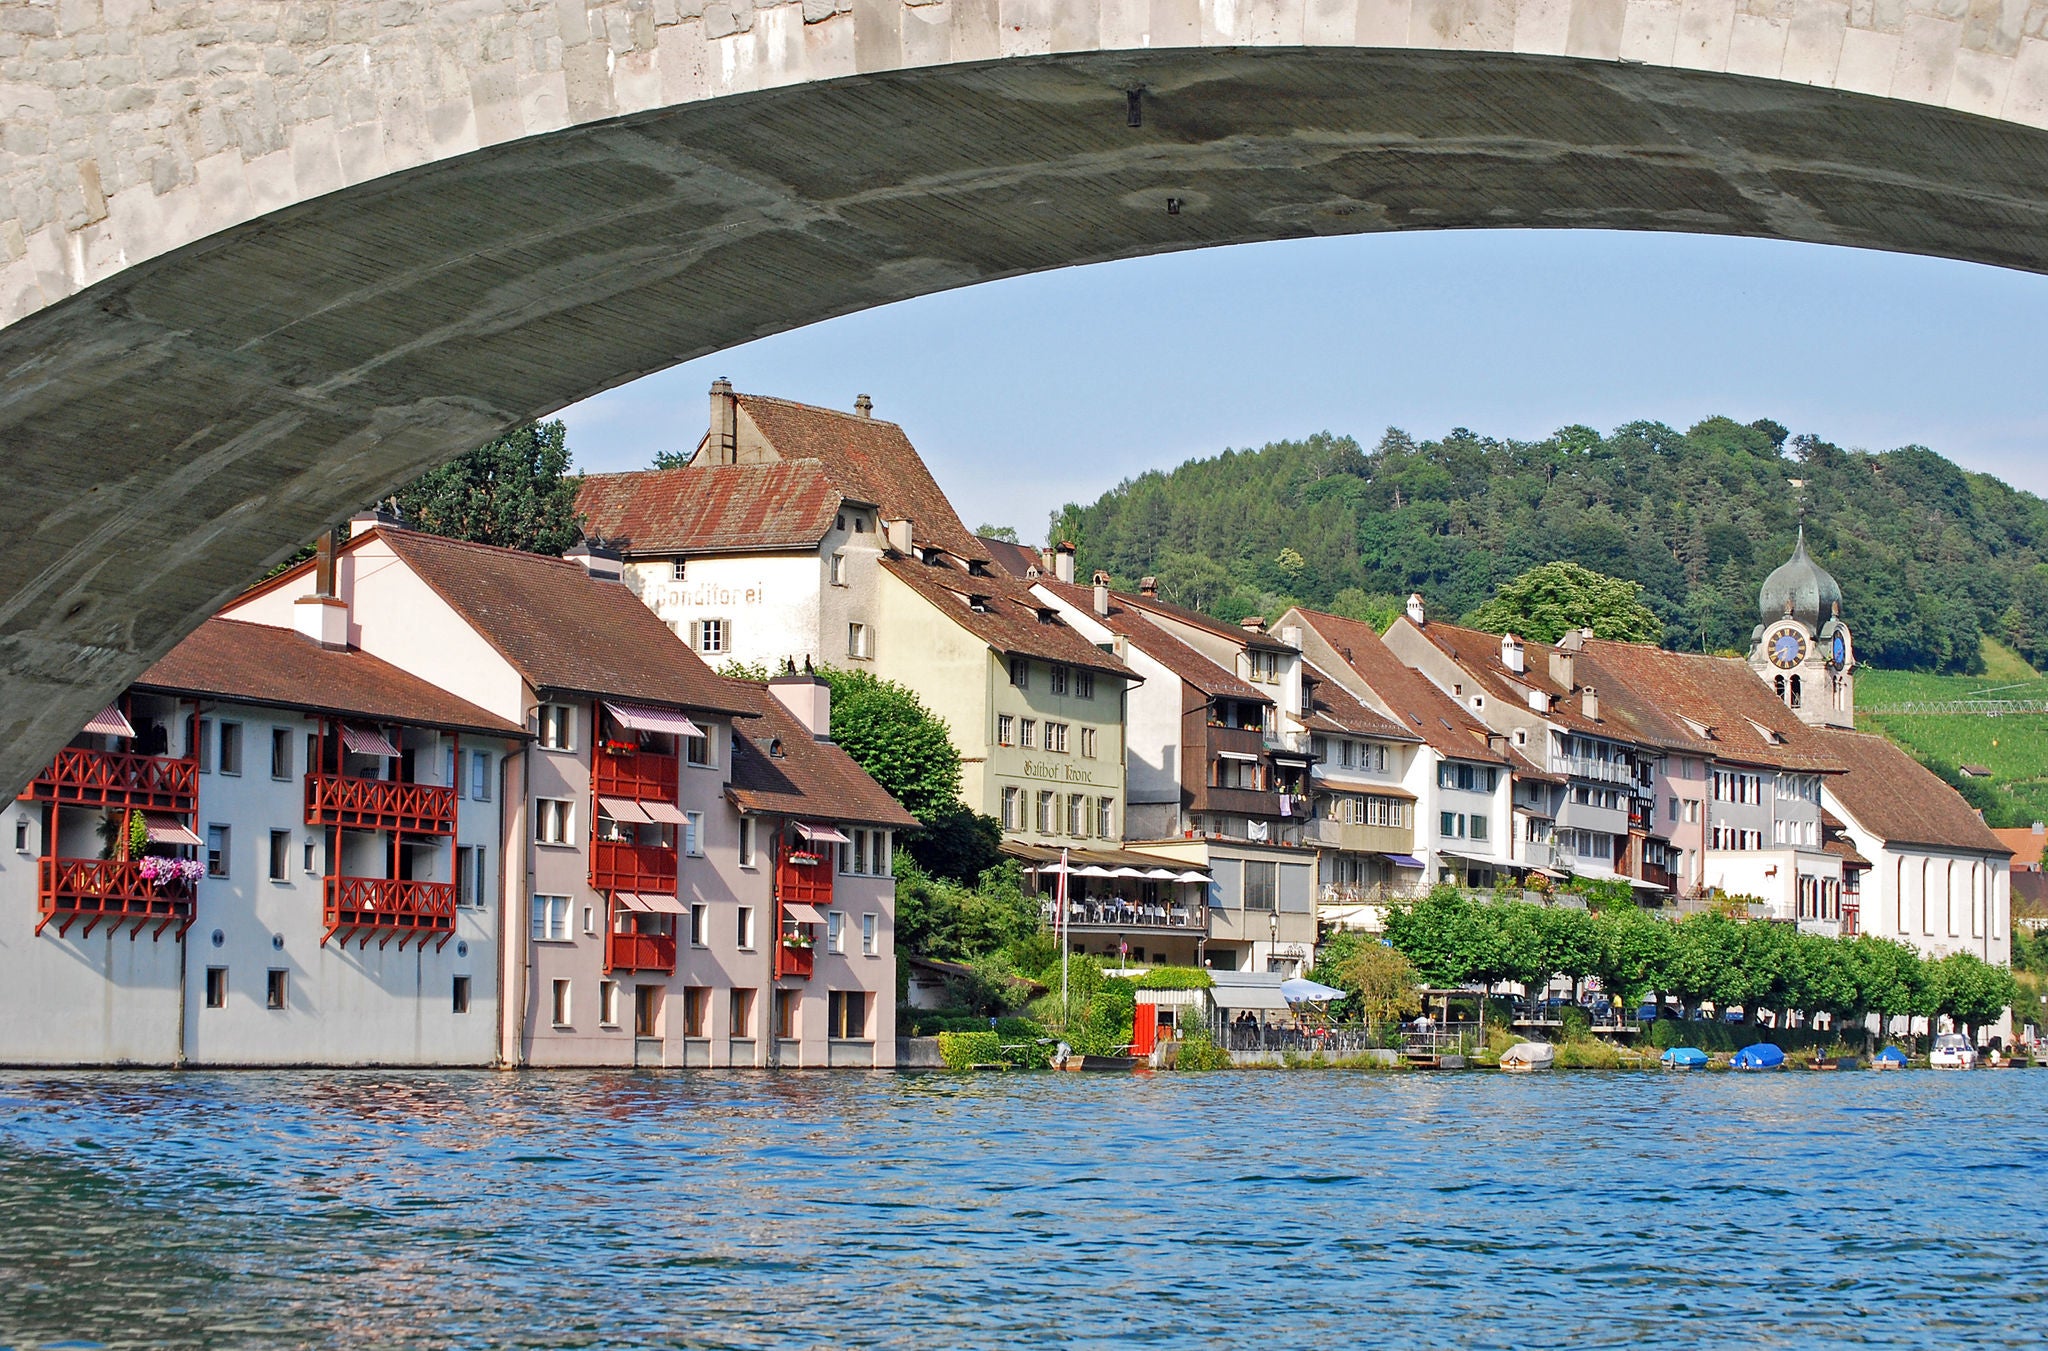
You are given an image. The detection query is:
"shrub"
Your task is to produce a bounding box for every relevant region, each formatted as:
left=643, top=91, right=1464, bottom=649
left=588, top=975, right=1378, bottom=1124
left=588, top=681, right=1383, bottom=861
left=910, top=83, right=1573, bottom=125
left=1172, top=1029, right=1233, bottom=1071
left=1135, top=966, right=1213, bottom=990
left=936, top=1031, right=1002, bottom=1070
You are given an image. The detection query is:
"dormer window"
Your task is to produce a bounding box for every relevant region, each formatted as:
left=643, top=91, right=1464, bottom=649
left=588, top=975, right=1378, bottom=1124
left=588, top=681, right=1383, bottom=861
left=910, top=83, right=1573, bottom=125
left=768, top=738, right=785, bottom=759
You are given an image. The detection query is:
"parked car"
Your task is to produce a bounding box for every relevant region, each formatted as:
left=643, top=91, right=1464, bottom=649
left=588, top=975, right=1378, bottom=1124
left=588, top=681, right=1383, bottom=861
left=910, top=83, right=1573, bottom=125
left=1637, top=1003, right=1664, bottom=1023
left=1722, top=1008, right=1745, bottom=1024
left=1930, top=1033, right=1978, bottom=1070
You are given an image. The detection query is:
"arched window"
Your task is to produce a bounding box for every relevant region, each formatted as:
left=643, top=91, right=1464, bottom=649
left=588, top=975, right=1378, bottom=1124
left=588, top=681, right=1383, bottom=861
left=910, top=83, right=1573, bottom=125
left=1790, top=674, right=1802, bottom=709
left=1774, top=674, right=1786, bottom=701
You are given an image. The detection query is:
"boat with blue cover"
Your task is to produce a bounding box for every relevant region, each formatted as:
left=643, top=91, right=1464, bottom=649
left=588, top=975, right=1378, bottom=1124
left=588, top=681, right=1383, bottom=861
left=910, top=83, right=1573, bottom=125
left=1872, top=1046, right=1909, bottom=1070
left=1730, top=1043, right=1785, bottom=1070
left=1660, top=1047, right=1709, bottom=1070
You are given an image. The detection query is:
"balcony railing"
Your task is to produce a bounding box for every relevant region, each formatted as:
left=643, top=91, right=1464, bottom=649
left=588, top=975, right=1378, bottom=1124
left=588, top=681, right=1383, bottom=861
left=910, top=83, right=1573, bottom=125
left=322, top=876, right=457, bottom=949
left=304, top=773, right=456, bottom=835
left=593, top=744, right=679, bottom=802
left=1043, top=900, right=1208, bottom=931
left=1552, top=756, right=1635, bottom=786
left=23, top=748, right=197, bottom=812
left=1303, top=817, right=1414, bottom=854
left=36, top=858, right=194, bottom=938
left=776, top=934, right=816, bottom=980
left=606, top=929, right=678, bottom=974
left=591, top=838, right=677, bottom=893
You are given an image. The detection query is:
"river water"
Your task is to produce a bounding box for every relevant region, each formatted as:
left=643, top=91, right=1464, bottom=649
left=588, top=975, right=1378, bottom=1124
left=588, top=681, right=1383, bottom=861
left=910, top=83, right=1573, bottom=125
left=0, top=1068, right=2042, bottom=1350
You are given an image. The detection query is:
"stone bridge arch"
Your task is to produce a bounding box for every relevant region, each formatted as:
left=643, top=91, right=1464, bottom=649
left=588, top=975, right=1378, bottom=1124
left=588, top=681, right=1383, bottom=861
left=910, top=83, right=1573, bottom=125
left=4, top=0, right=2048, bottom=787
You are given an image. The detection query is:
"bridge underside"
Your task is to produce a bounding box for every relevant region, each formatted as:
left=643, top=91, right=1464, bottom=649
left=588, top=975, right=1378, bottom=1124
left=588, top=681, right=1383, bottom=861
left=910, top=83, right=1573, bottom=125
left=4, top=45, right=2048, bottom=790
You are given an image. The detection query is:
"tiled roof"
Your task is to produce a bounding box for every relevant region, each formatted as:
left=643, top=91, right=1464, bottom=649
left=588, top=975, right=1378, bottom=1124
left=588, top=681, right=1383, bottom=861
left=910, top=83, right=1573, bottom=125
left=2012, top=871, right=2048, bottom=919
left=1115, top=588, right=1297, bottom=653
left=1288, top=609, right=1508, bottom=764
left=724, top=683, right=918, bottom=828
left=883, top=559, right=1134, bottom=679
left=1573, top=639, right=1843, bottom=772
left=1822, top=835, right=1873, bottom=869
left=375, top=529, right=754, bottom=716
left=1402, top=619, right=1623, bottom=740
left=978, top=534, right=1044, bottom=580
left=1035, top=579, right=1260, bottom=700
left=136, top=619, right=525, bottom=738
left=1816, top=730, right=2010, bottom=856
left=734, top=395, right=990, bottom=566
left=575, top=462, right=847, bottom=554
left=1301, top=663, right=1418, bottom=740
left=1989, top=827, right=2046, bottom=867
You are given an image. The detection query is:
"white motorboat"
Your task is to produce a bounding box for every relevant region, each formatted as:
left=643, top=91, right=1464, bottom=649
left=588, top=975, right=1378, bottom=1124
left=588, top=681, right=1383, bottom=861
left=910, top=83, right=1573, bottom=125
left=1929, top=1032, right=1978, bottom=1070
left=1499, top=1041, right=1556, bottom=1073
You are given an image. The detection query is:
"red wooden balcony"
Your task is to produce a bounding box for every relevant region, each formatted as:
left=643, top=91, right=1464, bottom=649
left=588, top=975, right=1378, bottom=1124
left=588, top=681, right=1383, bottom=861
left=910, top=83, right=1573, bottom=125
left=591, top=838, right=677, bottom=893
left=23, top=748, right=196, bottom=813
left=594, top=744, right=679, bottom=803
left=1841, top=902, right=1860, bottom=938
left=776, top=935, right=816, bottom=980
left=775, top=847, right=833, bottom=908
left=304, top=773, right=456, bottom=835
left=606, top=929, right=678, bottom=974
left=322, top=876, right=457, bottom=949
left=37, top=858, right=194, bottom=939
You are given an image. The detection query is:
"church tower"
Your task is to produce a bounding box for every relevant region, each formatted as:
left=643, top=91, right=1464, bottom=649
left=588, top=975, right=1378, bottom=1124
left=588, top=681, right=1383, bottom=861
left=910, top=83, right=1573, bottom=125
left=1749, top=525, right=1855, bottom=728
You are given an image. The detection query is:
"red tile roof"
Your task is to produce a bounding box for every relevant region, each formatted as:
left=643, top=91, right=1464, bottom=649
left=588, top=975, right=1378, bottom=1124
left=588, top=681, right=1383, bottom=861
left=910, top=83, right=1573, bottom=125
left=2012, top=871, right=2048, bottom=919
left=1288, top=608, right=1508, bottom=764
left=1399, top=618, right=1624, bottom=740
left=884, top=559, right=1134, bottom=679
left=1035, top=579, right=1259, bottom=700
left=1990, top=827, right=2046, bottom=868
left=977, top=534, right=1045, bottom=580
left=1815, top=730, right=2011, bottom=856
left=1115, top=588, right=1297, bottom=653
left=373, top=529, right=754, bottom=716
left=136, top=619, right=525, bottom=738
left=1301, top=663, right=1418, bottom=740
left=575, top=462, right=848, bottom=555
left=732, top=394, right=990, bottom=566
left=1574, top=639, right=1843, bottom=773
left=724, top=682, right=919, bottom=829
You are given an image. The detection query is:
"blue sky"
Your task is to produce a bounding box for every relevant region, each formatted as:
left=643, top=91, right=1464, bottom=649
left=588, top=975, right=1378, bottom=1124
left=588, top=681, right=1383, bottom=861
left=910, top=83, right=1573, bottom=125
left=557, top=228, right=2048, bottom=544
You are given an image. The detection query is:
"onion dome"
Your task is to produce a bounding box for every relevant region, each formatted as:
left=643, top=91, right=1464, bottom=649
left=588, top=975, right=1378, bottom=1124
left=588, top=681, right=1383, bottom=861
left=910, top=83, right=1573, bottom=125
left=1758, top=525, right=1842, bottom=629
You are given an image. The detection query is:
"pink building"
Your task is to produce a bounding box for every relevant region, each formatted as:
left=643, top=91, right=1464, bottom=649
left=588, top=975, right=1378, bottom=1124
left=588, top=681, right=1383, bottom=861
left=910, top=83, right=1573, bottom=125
left=224, top=516, right=909, bottom=1068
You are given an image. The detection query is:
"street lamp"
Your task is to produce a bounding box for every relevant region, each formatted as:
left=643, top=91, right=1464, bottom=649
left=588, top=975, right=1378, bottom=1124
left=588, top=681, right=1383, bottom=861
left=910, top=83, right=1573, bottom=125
left=1269, top=909, right=1279, bottom=973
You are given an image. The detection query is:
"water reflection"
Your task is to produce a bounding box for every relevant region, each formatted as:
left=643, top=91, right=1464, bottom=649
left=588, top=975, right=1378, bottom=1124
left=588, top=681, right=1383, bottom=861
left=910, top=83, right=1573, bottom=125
left=0, top=1070, right=2041, bottom=1349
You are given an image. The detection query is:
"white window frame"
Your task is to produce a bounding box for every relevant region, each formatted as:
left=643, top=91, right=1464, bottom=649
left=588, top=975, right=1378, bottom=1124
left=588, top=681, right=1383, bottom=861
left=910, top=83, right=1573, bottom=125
left=738, top=816, right=757, bottom=868
left=848, top=622, right=870, bottom=659
left=861, top=912, right=878, bottom=956
left=828, top=910, right=845, bottom=954
left=538, top=703, right=576, bottom=752
left=535, top=798, right=575, bottom=846
left=683, top=810, right=704, bottom=857
left=532, top=894, right=572, bottom=942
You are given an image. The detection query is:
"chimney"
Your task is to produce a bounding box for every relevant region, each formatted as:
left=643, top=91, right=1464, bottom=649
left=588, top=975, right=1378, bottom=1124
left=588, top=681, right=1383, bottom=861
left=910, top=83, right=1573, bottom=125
left=1548, top=648, right=1575, bottom=691
left=1092, top=570, right=1111, bottom=617
left=1527, top=689, right=1550, bottom=714
left=1581, top=685, right=1599, bottom=721
left=768, top=671, right=832, bottom=740
left=1501, top=633, right=1525, bottom=674
left=1405, top=593, right=1426, bottom=626
left=1240, top=615, right=1267, bottom=634
left=1139, top=576, right=1158, bottom=598
left=564, top=538, right=624, bottom=583
left=709, top=377, right=738, bottom=465
left=885, top=518, right=914, bottom=555
left=1054, top=542, right=1076, bottom=584
left=2033, top=821, right=2045, bottom=836
left=854, top=393, right=873, bottom=418
left=349, top=502, right=402, bottom=536
left=293, top=527, right=349, bottom=649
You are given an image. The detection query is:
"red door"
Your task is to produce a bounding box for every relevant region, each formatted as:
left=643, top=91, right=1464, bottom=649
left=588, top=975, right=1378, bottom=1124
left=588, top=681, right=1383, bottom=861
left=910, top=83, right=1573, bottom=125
left=1132, top=1002, right=1158, bottom=1056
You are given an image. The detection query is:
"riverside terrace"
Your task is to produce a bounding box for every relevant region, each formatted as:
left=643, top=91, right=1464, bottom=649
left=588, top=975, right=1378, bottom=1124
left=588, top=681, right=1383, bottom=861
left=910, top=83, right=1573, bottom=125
left=1007, top=844, right=1213, bottom=968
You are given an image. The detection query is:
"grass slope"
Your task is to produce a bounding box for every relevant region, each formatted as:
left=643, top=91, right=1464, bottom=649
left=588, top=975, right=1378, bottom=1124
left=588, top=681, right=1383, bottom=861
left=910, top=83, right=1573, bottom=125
left=1859, top=638, right=2048, bottom=828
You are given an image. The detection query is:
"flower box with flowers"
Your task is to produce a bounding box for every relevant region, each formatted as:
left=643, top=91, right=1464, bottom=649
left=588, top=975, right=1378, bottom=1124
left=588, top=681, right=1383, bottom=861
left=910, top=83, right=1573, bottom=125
left=137, top=855, right=205, bottom=893
left=781, top=931, right=814, bottom=949
left=601, top=739, right=638, bottom=757
left=786, top=852, right=821, bottom=867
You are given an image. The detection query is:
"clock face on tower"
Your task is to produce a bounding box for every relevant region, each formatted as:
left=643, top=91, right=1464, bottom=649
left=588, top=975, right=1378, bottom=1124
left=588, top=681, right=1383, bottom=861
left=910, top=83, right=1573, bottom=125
left=1768, top=627, right=1808, bottom=670
left=1831, top=634, right=1848, bottom=667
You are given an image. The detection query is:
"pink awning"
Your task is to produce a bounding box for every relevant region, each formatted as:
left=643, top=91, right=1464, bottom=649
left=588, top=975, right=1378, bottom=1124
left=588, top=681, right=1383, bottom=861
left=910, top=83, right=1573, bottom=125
left=598, top=797, right=651, bottom=824
left=782, top=902, right=827, bottom=925
left=84, top=704, right=135, bottom=737
left=144, top=814, right=202, bottom=847
left=605, top=702, right=703, bottom=738
left=616, top=892, right=688, bottom=915
left=796, top=823, right=851, bottom=845
left=341, top=724, right=403, bottom=758
left=638, top=801, right=687, bottom=826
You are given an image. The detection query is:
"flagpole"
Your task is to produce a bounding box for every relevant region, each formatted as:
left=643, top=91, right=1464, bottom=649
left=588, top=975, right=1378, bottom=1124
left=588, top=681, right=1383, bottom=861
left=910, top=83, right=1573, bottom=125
left=1058, top=846, right=1071, bottom=1033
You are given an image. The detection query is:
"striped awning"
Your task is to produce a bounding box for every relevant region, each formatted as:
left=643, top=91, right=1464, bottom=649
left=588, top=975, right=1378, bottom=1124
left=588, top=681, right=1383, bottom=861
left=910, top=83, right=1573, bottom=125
left=599, top=797, right=651, bottom=824
left=638, top=801, right=687, bottom=826
left=616, top=892, right=688, bottom=915
left=605, top=702, right=703, bottom=738
left=796, top=823, right=850, bottom=845
left=782, top=902, right=826, bottom=925
left=143, top=814, right=202, bottom=846
left=341, top=724, right=403, bottom=758
left=84, top=704, right=135, bottom=737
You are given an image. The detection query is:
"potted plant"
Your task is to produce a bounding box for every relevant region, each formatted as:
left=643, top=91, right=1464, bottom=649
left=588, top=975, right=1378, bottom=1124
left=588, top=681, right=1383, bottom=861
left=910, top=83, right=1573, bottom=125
left=781, top=929, right=813, bottom=949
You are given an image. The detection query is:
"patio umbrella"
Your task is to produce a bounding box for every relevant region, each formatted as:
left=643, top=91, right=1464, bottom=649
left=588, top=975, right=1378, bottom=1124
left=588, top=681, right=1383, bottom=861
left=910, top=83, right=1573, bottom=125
left=1073, top=865, right=1116, bottom=878
left=1142, top=868, right=1181, bottom=880
left=1280, top=977, right=1346, bottom=1003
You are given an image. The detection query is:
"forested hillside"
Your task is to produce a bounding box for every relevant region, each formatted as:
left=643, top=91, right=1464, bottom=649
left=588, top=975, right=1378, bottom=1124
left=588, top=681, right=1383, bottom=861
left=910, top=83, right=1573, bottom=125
left=1048, top=417, right=2048, bottom=673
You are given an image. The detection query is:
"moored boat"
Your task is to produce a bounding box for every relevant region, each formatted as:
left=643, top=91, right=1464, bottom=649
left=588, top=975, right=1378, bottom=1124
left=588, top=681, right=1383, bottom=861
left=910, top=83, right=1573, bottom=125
left=1660, top=1047, right=1709, bottom=1070
left=1730, top=1043, right=1785, bottom=1071
left=1499, top=1041, right=1556, bottom=1073
left=1871, top=1046, right=1909, bottom=1070
left=1929, top=1033, right=1977, bottom=1070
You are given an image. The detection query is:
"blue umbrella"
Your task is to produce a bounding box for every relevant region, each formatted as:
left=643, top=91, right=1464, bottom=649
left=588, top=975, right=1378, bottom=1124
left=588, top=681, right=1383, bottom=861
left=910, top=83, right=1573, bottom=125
left=1731, top=1043, right=1785, bottom=1070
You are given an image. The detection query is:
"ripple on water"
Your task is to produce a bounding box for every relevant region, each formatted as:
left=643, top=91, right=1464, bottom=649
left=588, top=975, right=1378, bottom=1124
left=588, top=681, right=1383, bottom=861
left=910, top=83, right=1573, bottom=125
left=0, top=1069, right=2042, bottom=1349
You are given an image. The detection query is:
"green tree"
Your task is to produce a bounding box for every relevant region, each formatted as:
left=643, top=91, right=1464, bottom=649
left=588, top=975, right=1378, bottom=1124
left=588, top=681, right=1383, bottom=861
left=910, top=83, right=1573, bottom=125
left=394, top=420, right=583, bottom=555
left=1308, top=931, right=1421, bottom=1025
left=977, top=524, right=1021, bottom=543
left=1382, top=885, right=1481, bottom=988
left=892, top=858, right=1038, bottom=962
left=1926, top=952, right=2017, bottom=1039
left=1845, top=936, right=1925, bottom=1045
left=1590, top=906, right=1674, bottom=1010
left=1466, top=561, right=1662, bottom=644
left=650, top=448, right=695, bottom=470
left=814, top=668, right=963, bottom=823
